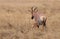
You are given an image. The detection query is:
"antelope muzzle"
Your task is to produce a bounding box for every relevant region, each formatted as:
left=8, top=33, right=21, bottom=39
left=31, top=16, right=34, bottom=19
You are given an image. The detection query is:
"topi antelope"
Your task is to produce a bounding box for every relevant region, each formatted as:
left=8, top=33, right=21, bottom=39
left=29, top=6, right=47, bottom=31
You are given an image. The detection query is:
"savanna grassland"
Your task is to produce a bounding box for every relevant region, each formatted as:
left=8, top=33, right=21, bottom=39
left=0, top=0, right=60, bottom=39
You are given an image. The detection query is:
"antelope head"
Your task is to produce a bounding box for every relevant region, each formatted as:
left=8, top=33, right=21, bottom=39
left=28, top=6, right=38, bottom=19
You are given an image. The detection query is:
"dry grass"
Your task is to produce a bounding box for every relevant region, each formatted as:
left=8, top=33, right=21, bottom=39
left=0, top=0, right=60, bottom=39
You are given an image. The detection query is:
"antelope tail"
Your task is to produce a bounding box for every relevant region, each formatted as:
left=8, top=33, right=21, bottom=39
left=43, top=17, right=47, bottom=26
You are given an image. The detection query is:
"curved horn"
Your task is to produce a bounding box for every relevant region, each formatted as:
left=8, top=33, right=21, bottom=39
left=34, top=7, right=37, bottom=11
left=34, top=7, right=38, bottom=12
left=31, top=7, right=33, bottom=9
left=30, top=6, right=38, bottom=13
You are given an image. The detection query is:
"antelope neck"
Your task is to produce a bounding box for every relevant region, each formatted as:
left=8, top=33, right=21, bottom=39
left=33, top=12, right=40, bottom=21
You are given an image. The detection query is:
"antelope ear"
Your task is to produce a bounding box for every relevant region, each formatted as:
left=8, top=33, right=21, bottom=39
left=28, top=9, right=32, bottom=12
left=28, top=7, right=33, bottom=12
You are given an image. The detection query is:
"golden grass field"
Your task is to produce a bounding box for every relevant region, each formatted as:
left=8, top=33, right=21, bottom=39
left=0, top=0, right=60, bottom=39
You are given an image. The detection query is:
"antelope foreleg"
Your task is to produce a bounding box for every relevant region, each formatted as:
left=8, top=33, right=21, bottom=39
left=33, top=23, right=39, bottom=28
